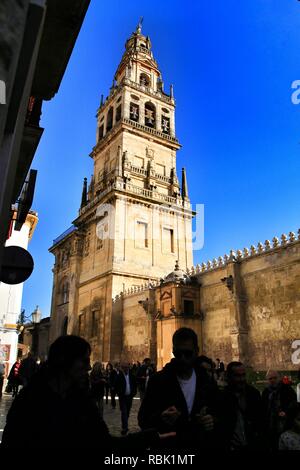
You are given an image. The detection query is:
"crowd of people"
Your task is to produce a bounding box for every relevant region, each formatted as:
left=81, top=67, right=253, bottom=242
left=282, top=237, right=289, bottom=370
left=0, top=328, right=300, bottom=454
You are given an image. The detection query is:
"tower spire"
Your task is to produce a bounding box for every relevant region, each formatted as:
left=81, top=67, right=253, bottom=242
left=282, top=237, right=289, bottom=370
left=81, top=177, right=87, bottom=208
left=182, top=167, right=189, bottom=200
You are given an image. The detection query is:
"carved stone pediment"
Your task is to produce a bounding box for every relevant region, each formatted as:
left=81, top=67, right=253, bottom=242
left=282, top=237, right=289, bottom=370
left=160, top=290, right=172, bottom=301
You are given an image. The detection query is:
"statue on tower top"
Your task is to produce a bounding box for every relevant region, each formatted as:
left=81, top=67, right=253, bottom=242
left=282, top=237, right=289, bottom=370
left=136, top=16, right=143, bottom=34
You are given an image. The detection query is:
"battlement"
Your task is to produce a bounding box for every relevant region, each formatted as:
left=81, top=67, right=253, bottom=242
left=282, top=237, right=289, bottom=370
left=186, top=229, right=300, bottom=276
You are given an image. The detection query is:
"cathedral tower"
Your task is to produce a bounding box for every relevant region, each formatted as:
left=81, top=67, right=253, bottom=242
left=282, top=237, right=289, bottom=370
left=49, top=22, right=194, bottom=362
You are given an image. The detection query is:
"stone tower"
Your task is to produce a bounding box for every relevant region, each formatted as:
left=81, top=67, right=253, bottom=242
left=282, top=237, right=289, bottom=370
left=49, top=22, right=194, bottom=362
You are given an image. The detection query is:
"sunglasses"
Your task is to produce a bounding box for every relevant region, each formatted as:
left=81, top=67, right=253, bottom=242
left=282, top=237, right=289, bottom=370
left=173, top=349, right=194, bottom=359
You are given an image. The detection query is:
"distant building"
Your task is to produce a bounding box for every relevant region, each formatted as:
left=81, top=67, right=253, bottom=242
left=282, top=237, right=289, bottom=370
left=21, top=314, right=51, bottom=362
left=0, top=210, right=37, bottom=376
left=0, top=0, right=90, bottom=271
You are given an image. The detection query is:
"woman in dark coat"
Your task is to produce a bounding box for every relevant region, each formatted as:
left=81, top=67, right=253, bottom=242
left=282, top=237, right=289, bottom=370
left=90, top=362, right=106, bottom=417
left=7, top=359, right=21, bottom=397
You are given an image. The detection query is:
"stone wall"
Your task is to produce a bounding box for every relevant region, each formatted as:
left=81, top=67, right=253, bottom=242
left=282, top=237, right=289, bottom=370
left=114, top=230, right=300, bottom=372
left=193, top=231, right=300, bottom=371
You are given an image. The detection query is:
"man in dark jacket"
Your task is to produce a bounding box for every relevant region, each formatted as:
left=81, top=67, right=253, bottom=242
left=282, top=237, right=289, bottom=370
left=115, top=362, right=137, bottom=435
left=138, top=327, right=219, bottom=451
left=218, top=361, right=263, bottom=452
left=136, top=358, right=155, bottom=400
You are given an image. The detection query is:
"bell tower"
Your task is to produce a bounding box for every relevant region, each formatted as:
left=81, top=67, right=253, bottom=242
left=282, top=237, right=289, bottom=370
left=50, top=22, right=194, bottom=362
left=84, top=21, right=194, bottom=292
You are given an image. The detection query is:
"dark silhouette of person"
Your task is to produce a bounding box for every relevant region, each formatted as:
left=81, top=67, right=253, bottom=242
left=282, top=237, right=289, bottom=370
left=136, top=358, right=155, bottom=400
left=262, top=370, right=297, bottom=452
left=115, top=361, right=137, bottom=435
left=138, top=327, right=219, bottom=450
left=104, top=362, right=113, bottom=405
left=216, top=358, right=225, bottom=380
left=1, top=335, right=174, bottom=450
left=7, top=359, right=21, bottom=397
left=90, top=362, right=106, bottom=417
left=0, top=361, right=4, bottom=399
left=18, top=353, right=38, bottom=387
left=218, top=361, right=263, bottom=451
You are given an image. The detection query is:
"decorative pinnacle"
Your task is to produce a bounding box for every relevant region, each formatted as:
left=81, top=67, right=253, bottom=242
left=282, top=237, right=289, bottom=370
left=81, top=177, right=87, bottom=208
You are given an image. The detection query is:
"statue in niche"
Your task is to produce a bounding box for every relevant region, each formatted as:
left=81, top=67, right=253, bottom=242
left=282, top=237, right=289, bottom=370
left=162, top=118, right=169, bottom=133
left=145, top=109, right=154, bottom=124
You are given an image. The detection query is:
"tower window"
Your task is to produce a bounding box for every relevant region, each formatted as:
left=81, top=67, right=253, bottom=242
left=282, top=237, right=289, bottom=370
left=161, top=116, right=170, bottom=134
left=130, top=103, right=139, bottom=122
left=91, top=310, right=100, bottom=337
left=183, top=300, right=194, bottom=316
left=78, top=312, right=85, bottom=337
left=98, top=125, right=104, bottom=140
left=145, top=102, right=156, bottom=128
left=116, top=104, right=122, bottom=122
left=163, top=228, right=174, bottom=253
left=106, top=107, right=114, bottom=132
left=136, top=221, right=148, bottom=248
left=62, top=282, right=69, bottom=304
left=140, top=73, right=150, bottom=87
left=96, top=227, right=104, bottom=251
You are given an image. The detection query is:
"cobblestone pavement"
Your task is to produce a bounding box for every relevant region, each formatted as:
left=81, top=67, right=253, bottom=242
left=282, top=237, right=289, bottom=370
left=0, top=394, right=141, bottom=443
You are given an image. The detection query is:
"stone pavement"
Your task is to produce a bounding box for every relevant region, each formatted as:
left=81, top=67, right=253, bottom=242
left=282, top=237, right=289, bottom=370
left=0, top=393, right=13, bottom=444
left=103, top=397, right=141, bottom=436
left=0, top=393, right=141, bottom=443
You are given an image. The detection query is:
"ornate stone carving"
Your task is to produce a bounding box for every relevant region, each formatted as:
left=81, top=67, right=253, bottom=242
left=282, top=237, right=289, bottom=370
left=289, top=232, right=296, bottom=242
left=257, top=242, right=264, bottom=253
left=221, top=275, right=234, bottom=293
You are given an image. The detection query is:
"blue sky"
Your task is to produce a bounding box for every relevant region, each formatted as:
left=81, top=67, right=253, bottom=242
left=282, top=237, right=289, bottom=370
left=22, top=0, right=300, bottom=318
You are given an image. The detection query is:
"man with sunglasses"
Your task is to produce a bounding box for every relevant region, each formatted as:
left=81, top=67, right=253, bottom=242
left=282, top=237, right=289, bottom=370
left=138, top=327, right=219, bottom=451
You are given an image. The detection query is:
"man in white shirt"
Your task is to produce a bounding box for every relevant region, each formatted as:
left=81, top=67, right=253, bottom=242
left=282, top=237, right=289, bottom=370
left=138, top=327, right=217, bottom=450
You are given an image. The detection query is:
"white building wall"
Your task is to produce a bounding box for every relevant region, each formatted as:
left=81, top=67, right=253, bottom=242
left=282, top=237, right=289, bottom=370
left=0, top=219, right=31, bottom=379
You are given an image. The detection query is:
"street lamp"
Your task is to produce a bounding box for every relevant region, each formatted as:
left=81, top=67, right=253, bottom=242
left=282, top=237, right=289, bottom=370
left=31, top=305, right=41, bottom=358
left=31, top=305, right=41, bottom=325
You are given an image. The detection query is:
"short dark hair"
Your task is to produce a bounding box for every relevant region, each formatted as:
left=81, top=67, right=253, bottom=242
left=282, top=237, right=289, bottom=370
left=48, top=335, right=91, bottom=373
left=198, top=355, right=213, bottom=367
left=226, top=361, right=244, bottom=377
left=172, top=327, right=198, bottom=349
